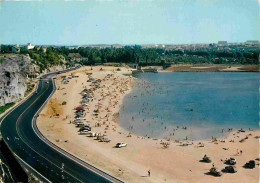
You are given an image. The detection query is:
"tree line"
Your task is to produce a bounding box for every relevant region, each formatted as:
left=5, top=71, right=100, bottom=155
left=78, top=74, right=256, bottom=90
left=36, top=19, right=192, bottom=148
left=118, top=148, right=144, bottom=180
left=53, top=45, right=260, bottom=65
left=1, top=45, right=259, bottom=70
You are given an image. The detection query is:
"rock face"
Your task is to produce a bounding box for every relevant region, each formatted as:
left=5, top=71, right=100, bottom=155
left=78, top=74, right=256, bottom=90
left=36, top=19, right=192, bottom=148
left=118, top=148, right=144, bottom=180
left=43, top=65, right=66, bottom=74
left=0, top=54, right=40, bottom=106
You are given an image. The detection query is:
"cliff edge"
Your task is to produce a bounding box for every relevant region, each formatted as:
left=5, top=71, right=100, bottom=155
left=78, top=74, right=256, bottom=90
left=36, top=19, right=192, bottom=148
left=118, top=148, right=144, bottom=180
left=0, top=54, right=40, bottom=106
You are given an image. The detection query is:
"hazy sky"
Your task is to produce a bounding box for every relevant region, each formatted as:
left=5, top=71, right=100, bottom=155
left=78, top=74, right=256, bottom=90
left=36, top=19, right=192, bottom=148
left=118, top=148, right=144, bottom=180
left=0, top=0, right=259, bottom=45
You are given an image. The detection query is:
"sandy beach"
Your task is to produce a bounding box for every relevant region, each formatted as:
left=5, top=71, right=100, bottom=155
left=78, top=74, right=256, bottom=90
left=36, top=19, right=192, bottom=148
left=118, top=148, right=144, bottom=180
left=164, top=64, right=259, bottom=72
left=37, top=66, right=259, bottom=183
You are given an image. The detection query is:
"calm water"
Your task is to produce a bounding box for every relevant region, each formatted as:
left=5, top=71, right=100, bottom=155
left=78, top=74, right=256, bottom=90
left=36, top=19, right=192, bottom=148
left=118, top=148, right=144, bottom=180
left=119, top=72, right=259, bottom=140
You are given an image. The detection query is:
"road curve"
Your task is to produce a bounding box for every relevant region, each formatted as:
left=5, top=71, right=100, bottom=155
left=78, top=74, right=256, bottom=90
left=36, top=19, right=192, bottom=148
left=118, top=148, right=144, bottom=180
left=1, top=69, right=123, bottom=183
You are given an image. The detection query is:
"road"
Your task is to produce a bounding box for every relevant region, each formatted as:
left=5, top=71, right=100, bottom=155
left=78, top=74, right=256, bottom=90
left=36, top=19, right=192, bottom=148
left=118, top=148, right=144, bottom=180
left=1, top=69, right=123, bottom=183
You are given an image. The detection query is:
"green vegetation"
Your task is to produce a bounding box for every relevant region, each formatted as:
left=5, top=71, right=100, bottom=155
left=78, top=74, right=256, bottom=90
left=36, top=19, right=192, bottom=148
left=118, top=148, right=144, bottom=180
left=0, top=45, right=12, bottom=53
left=21, top=48, right=62, bottom=72
left=54, top=45, right=260, bottom=66
left=0, top=102, right=15, bottom=115
left=0, top=57, right=5, bottom=64
left=1, top=44, right=259, bottom=69
left=0, top=45, right=66, bottom=72
left=25, top=83, right=35, bottom=97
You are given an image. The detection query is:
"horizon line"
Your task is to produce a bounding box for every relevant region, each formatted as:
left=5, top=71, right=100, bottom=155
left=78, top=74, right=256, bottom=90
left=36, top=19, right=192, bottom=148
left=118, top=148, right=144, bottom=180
left=1, top=41, right=259, bottom=47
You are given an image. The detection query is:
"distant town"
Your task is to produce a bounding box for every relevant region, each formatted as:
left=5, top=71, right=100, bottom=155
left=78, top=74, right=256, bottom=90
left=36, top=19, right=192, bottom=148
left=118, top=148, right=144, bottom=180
left=3, top=40, right=259, bottom=50
left=1, top=41, right=259, bottom=70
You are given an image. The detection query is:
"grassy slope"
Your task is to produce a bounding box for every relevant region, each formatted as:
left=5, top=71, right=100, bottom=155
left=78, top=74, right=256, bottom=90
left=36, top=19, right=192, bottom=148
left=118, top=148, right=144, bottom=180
left=0, top=103, right=15, bottom=115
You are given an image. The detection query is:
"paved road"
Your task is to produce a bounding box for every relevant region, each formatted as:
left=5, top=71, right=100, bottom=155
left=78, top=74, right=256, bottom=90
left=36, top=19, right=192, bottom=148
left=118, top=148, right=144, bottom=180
left=1, top=69, right=123, bottom=183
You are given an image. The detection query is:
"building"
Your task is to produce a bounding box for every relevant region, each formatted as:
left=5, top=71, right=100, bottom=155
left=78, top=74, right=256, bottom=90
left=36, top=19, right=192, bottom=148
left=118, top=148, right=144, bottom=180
left=127, top=63, right=138, bottom=69
left=42, top=47, right=47, bottom=53
left=218, top=41, right=228, bottom=44
left=25, top=43, right=35, bottom=50
left=246, top=40, right=259, bottom=44
left=12, top=45, right=20, bottom=53
left=68, top=53, right=82, bottom=63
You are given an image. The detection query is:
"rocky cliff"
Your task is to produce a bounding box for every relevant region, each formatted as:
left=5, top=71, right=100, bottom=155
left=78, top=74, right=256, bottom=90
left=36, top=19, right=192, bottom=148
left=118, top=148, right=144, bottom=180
left=0, top=54, right=40, bottom=106
left=43, top=65, right=66, bottom=74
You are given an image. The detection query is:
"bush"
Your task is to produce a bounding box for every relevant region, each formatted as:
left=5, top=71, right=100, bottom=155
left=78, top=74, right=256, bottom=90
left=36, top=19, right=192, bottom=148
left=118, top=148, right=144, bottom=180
left=0, top=102, right=15, bottom=114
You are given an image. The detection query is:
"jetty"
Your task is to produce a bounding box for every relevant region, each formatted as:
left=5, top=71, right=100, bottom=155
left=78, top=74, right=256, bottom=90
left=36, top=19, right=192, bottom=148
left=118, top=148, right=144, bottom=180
left=131, top=65, right=159, bottom=74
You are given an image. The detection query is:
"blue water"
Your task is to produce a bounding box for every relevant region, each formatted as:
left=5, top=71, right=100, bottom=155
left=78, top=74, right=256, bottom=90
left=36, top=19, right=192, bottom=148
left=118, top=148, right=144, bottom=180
left=119, top=72, right=259, bottom=140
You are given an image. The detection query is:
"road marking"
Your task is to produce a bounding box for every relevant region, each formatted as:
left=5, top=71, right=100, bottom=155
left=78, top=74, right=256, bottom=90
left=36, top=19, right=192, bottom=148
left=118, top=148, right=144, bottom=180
left=14, top=153, right=51, bottom=183
left=0, top=69, right=78, bottom=182
left=32, top=78, right=123, bottom=183
left=15, top=79, right=84, bottom=183
left=2, top=68, right=122, bottom=183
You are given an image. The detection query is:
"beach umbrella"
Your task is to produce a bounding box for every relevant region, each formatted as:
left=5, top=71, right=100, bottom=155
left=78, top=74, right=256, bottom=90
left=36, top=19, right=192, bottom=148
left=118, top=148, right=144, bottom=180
left=75, top=106, right=84, bottom=110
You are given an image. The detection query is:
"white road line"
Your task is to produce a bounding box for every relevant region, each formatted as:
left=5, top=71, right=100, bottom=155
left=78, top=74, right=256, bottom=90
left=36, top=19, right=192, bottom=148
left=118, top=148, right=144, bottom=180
left=0, top=69, right=75, bottom=183
left=14, top=153, right=51, bottom=183
left=2, top=67, right=122, bottom=183
left=32, top=77, right=123, bottom=183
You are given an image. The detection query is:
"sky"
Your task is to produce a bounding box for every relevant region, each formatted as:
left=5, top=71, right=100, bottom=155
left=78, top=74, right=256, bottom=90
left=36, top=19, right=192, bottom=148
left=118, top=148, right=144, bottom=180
left=0, top=0, right=259, bottom=45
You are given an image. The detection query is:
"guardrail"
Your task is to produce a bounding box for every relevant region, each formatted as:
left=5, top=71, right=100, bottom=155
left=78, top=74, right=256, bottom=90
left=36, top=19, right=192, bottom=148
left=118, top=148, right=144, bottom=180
left=0, top=140, right=28, bottom=182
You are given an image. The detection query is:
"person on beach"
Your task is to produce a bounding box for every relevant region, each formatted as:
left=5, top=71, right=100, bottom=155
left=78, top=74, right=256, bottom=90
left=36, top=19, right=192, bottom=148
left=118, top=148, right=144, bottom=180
left=148, top=170, right=150, bottom=177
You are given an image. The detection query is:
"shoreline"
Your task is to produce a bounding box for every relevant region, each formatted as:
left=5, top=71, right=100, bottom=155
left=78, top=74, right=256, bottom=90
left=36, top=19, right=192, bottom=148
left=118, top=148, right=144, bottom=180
left=163, top=64, right=259, bottom=72
left=137, top=64, right=259, bottom=72
left=37, top=66, right=259, bottom=183
left=119, top=72, right=258, bottom=142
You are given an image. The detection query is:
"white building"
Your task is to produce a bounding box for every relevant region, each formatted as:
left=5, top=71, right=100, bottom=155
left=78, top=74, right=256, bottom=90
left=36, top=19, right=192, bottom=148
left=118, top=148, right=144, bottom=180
left=26, top=43, right=35, bottom=50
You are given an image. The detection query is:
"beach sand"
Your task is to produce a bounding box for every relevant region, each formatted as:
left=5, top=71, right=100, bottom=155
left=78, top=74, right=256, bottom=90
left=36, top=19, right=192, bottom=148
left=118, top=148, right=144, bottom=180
left=164, top=64, right=259, bottom=72
left=37, top=66, right=259, bottom=183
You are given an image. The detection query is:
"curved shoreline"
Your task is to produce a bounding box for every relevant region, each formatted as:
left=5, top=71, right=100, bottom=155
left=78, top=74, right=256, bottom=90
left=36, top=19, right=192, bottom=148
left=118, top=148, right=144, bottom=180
left=118, top=71, right=259, bottom=141
left=37, top=66, right=259, bottom=183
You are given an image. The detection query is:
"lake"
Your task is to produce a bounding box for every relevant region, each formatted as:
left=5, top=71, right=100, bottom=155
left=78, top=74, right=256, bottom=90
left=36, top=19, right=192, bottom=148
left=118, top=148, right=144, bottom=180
left=119, top=72, right=259, bottom=140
